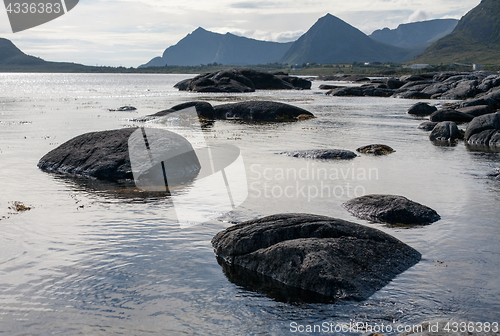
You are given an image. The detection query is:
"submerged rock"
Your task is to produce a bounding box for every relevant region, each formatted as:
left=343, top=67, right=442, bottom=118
left=429, top=121, right=463, bottom=143
left=37, top=128, right=201, bottom=184
left=213, top=101, right=314, bottom=121
left=280, top=149, right=357, bottom=160
left=465, top=112, right=500, bottom=148
left=343, top=194, right=440, bottom=225
left=356, top=144, right=395, bottom=155
left=418, top=121, right=439, bottom=131
left=407, top=102, right=437, bottom=116
left=212, top=213, right=421, bottom=302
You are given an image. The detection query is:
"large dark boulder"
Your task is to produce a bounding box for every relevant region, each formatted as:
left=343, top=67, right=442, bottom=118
left=392, top=90, right=432, bottom=99
left=212, top=213, right=421, bottom=302
left=213, top=101, right=314, bottom=121
left=343, top=194, right=440, bottom=225
left=407, top=102, right=437, bottom=116
left=429, top=108, right=474, bottom=123
left=280, top=149, right=356, bottom=160
left=37, top=128, right=201, bottom=184
left=464, top=112, right=500, bottom=147
left=429, top=121, right=463, bottom=143
left=174, top=69, right=311, bottom=92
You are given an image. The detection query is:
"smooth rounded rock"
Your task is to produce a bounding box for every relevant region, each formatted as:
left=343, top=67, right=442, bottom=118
left=212, top=213, right=421, bottom=302
left=343, top=194, right=440, bottom=225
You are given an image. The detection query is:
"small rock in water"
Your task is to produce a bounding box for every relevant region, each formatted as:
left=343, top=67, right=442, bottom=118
left=429, top=121, right=463, bottom=143
left=418, top=121, right=439, bottom=131
left=343, top=194, right=440, bottom=225
left=280, top=149, right=357, bottom=160
left=109, top=106, right=137, bottom=111
left=212, top=213, right=421, bottom=302
left=407, top=102, right=437, bottom=116
left=356, top=144, right=395, bottom=155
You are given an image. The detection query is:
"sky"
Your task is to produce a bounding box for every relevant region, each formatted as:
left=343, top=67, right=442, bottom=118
left=0, top=0, right=481, bottom=67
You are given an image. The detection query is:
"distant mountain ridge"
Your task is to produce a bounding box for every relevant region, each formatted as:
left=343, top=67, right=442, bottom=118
left=140, top=28, right=292, bottom=67
left=414, top=0, right=500, bottom=64
left=370, top=19, right=458, bottom=51
left=279, top=14, right=416, bottom=64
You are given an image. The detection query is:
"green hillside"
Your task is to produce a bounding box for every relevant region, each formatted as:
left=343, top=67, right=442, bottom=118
left=413, top=0, right=500, bottom=64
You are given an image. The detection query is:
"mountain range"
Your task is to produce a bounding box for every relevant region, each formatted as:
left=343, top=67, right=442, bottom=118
left=139, top=28, right=292, bottom=67
left=370, top=19, right=458, bottom=51
left=279, top=14, right=416, bottom=64
left=414, top=0, right=500, bottom=64
left=141, top=15, right=459, bottom=67
left=0, top=38, right=96, bottom=72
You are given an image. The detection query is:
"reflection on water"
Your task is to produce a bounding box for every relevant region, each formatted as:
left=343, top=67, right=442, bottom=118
left=0, top=74, right=499, bottom=335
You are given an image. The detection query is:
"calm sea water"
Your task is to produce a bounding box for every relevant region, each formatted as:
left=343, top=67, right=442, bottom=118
left=0, top=73, right=499, bottom=335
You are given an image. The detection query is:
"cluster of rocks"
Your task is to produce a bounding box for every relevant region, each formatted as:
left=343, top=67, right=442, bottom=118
left=407, top=100, right=500, bottom=148
left=174, top=69, right=311, bottom=93
left=325, top=71, right=500, bottom=103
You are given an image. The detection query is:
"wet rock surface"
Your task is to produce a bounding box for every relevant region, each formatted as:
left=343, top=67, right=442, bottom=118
left=418, top=121, right=439, bottom=131
left=343, top=194, right=440, bottom=225
left=212, top=213, right=421, bottom=302
left=280, top=149, right=357, bottom=160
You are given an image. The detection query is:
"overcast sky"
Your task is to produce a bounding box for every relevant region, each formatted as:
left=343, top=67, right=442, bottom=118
left=0, top=0, right=481, bottom=67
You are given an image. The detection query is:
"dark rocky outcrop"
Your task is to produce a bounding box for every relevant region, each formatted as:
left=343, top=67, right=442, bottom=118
left=429, top=121, right=463, bottom=143
left=464, top=112, right=500, bottom=147
left=213, top=101, right=314, bottom=121
left=37, top=128, right=201, bottom=184
left=356, top=144, right=395, bottom=155
left=280, top=149, right=357, bottom=160
left=343, top=194, right=440, bottom=225
left=429, top=108, right=474, bottom=123
left=212, top=213, right=421, bottom=302
left=418, top=121, right=439, bottom=131
left=174, top=69, right=311, bottom=93
left=407, top=102, right=437, bottom=116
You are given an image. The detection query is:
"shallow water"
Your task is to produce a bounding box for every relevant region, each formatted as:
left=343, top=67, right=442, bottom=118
left=0, top=73, right=499, bottom=335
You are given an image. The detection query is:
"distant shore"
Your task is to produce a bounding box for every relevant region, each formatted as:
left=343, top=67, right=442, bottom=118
left=1, top=62, right=499, bottom=76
